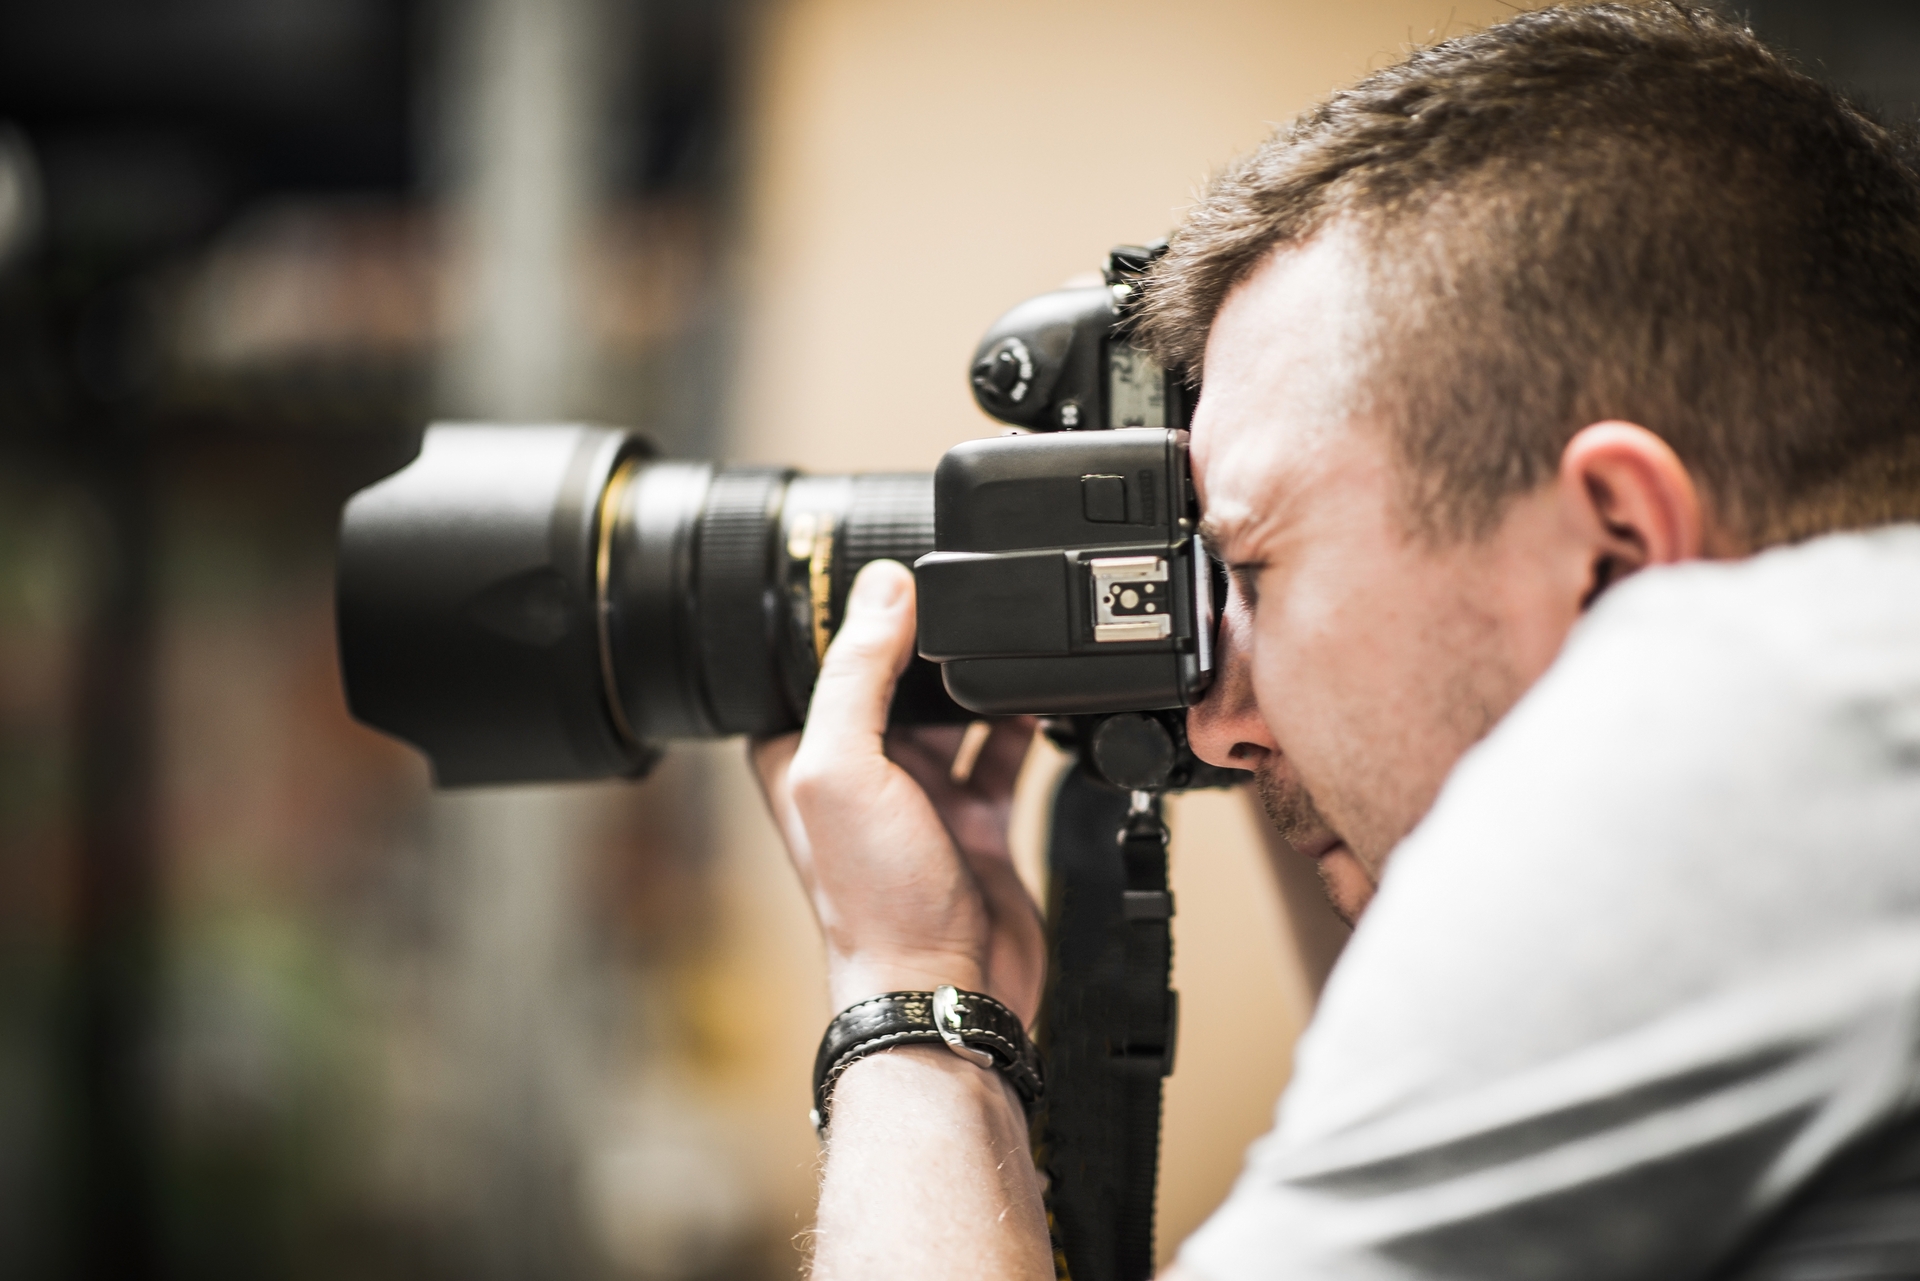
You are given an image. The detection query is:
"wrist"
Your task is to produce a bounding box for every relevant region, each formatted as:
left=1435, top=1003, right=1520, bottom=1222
left=811, top=987, right=1042, bottom=1134
left=826, top=950, right=988, bottom=1013
left=829, top=1042, right=1029, bottom=1130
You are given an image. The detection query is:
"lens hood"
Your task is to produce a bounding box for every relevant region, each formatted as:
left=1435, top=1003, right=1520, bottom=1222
left=337, top=423, right=655, bottom=786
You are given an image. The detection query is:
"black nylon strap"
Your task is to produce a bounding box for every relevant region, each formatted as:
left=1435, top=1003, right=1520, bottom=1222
left=1037, top=767, right=1177, bottom=1281
left=811, top=989, right=1042, bottom=1133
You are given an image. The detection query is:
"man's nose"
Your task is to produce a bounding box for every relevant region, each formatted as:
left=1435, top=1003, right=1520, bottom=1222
left=1186, top=595, right=1277, bottom=770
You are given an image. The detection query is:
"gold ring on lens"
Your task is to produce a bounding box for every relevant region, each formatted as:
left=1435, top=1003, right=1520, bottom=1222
left=595, top=457, right=643, bottom=746
left=808, top=512, right=835, bottom=664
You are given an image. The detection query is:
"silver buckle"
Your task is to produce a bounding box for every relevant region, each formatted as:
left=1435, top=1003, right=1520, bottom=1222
left=933, top=984, right=994, bottom=1068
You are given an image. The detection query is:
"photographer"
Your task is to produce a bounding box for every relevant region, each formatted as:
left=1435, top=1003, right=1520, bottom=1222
left=752, top=5, right=1920, bottom=1279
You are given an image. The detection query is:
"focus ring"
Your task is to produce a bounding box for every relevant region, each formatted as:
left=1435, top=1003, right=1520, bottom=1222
left=696, top=467, right=792, bottom=735
left=841, top=474, right=937, bottom=588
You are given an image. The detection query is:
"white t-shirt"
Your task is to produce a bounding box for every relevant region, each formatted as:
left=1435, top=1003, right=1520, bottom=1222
left=1180, top=525, right=1920, bottom=1281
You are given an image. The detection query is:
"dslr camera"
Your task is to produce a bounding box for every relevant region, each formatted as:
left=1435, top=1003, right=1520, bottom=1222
left=337, top=243, right=1236, bottom=793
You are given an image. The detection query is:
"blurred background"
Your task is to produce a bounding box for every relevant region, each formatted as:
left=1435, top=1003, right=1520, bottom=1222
left=1, top=1, right=1913, bottom=1278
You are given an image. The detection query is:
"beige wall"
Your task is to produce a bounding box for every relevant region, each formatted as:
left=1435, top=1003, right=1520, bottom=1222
left=711, top=0, right=1524, bottom=1267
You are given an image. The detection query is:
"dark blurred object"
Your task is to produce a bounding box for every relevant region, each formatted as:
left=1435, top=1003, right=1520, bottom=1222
left=0, top=127, right=43, bottom=270
left=0, top=0, right=425, bottom=437
left=0, top=6, right=407, bottom=1278
left=0, top=1, right=413, bottom=194
left=0, top=8, right=420, bottom=1279
left=0, top=2, right=748, bottom=1279
left=1742, top=1, right=1920, bottom=121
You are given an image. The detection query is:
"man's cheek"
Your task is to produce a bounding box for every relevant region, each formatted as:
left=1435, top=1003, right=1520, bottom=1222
left=1251, top=610, right=1343, bottom=741
left=1253, top=637, right=1369, bottom=797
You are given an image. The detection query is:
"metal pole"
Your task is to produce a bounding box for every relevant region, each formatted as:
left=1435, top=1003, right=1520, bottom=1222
left=428, top=0, right=610, bottom=1275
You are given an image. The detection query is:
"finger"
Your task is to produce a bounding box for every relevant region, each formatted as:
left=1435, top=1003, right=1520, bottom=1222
left=966, top=835, right=1040, bottom=914
left=968, top=717, right=1038, bottom=797
left=885, top=724, right=966, bottom=764
left=883, top=725, right=966, bottom=797
left=972, top=857, right=1047, bottom=1022
left=749, top=730, right=801, bottom=805
left=796, top=560, right=917, bottom=767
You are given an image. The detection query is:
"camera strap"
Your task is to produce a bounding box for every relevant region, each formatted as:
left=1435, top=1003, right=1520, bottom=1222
left=1037, top=765, right=1177, bottom=1281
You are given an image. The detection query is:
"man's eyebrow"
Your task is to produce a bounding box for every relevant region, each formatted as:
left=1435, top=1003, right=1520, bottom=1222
left=1197, top=513, right=1245, bottom=558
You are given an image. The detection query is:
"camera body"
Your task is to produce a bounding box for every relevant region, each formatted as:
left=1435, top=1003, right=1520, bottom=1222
left=921, top=428, right=1208, bottom=714
left=920, top=245, right=1211, bottom=718
left=336, top=243, right=1238, bottom=791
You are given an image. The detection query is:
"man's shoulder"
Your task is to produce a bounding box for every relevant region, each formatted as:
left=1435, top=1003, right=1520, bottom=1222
left=1424, top=522, right=1920, bottom=847
left=1322, top=523, right=1920, bottom=1090
left=1573, top=522, right=1920, bottom=684
left=1476, top=522, right=1920, bottom=796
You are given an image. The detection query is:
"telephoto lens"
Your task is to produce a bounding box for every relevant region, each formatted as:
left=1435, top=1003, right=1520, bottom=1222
left=336, top=423, right=959, bottom=787
left=339, top=243, right=1237, bottom=793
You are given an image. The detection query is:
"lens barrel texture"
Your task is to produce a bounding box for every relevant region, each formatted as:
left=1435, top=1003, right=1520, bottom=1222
left=602, top=463, right=949, bottom=756
left=695, top=468, right=794, bottom=735
left=832, top=474, right=954, bottom=723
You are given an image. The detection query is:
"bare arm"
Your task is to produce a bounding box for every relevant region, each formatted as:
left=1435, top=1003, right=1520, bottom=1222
left=812, top=1048, right=1047, bottom=1277
left=752, top=560, right=1052, bottom=1279
left=753, top=560, right=1209, bottom=1280
left=819, top=1051, right=1207, bottom=1279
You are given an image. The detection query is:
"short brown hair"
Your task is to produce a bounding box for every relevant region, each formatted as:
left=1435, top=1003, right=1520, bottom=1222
left=1139, top=2, right=1920, bottom=544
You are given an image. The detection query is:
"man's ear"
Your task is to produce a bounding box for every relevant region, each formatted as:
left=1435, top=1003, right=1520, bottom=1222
left=1558, top=422, right=1706, bottom=608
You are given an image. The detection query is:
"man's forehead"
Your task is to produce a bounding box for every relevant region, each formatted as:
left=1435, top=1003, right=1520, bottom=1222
left=1190, top=230, right=1377, bottom=558
left=1196, top=442, right=1290, bottom=562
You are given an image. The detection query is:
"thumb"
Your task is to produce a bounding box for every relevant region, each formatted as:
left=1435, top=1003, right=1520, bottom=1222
left=799, top=559, right=917, bottom=761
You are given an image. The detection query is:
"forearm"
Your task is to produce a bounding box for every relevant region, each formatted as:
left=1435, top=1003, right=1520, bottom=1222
left=812, top=1045, right=1052, bottom=1281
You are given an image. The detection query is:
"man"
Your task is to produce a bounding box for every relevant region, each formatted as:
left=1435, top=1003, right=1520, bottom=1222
left=753, top=4, right=1920, bottom=1277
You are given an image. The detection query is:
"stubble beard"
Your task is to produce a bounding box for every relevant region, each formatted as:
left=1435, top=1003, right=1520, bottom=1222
left=1249, top=615, right=1524, bottom=924
left=1254, top=767, right=1329, bottom=853
left=1253, top=767, right=1361, bottom=919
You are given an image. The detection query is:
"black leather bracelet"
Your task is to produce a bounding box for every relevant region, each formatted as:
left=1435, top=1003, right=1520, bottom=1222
left=810, top=985, right=1043, bottom=1134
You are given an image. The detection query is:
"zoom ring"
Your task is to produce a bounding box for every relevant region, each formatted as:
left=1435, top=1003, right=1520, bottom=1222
left=841, top=474, right=937, bottom=584
left=697, top=468, right=793, bottom=736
